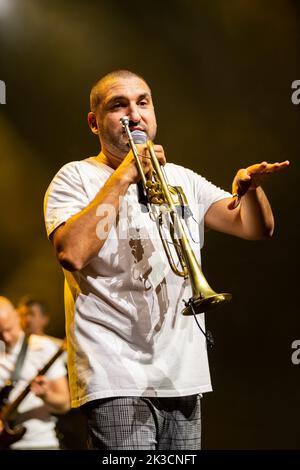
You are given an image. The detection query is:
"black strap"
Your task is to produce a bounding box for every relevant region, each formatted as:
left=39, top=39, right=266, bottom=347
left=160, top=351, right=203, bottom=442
left=10, top=334, right=30, bottom=384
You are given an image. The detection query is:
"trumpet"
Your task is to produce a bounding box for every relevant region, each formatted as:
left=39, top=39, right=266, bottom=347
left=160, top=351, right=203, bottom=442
left=120, top=116, right=232, bottom=315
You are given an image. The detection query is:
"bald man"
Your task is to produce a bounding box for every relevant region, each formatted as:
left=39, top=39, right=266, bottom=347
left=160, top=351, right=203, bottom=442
left=44, top=69, right=289, bottom=450
left=0, top=297, right=70, bottom=450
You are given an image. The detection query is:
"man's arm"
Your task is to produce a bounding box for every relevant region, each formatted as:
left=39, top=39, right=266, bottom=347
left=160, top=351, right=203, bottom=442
left=52, top=170, right=131, bottom=271
left=31, top=375, right=70, bottom=414
left=51, top=145, right=166, bottom=271
left=204, top=161, right=289, bottom=240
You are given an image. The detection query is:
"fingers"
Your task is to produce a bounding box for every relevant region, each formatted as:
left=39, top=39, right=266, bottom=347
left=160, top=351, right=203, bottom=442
left=135, top=143, right=148, bottom=157
left=245, top=161, right=268, bottom=175
left=133, top=144, right=151, bottom=175
left=265, top=160, right=290, bottom=173
left=129, top=143, right=166, bottom=170
left=246, top=160, right=290, bottom=175
left=136, top=144, right=166, bottom=176
left=31, top=376, right=48, bottom=398
left=237, top=168, right=251, bottom=183
left=120, top=143, right=166, bottom=184
left=232, top=159, right=290, bottom=198
left=153, top=144, right=166, bottom=165
left=139, top=144, right=166, bottom=165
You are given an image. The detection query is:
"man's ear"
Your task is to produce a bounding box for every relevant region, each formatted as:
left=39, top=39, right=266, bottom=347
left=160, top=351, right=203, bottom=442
left=87, top=112, right=99, bottom=135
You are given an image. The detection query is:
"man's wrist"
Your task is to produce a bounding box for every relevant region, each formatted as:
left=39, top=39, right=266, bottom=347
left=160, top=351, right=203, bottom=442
left=111, top=169, right=133, bottom=189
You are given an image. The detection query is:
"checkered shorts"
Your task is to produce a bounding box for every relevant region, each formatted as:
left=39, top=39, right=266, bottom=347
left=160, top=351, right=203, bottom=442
left=83, top=395, right=201, bottom=450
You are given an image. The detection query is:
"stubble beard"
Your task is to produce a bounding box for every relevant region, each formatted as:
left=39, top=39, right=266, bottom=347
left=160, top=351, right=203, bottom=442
left=102, top=124, right=157, bottom=160
left=102, top=130, right=129, bottom=159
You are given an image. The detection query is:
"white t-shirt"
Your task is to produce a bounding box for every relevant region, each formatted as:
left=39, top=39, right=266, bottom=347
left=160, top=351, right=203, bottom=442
left=0, top=333, right=66, bottom=449
left=44, top=158, right=231, bottom=408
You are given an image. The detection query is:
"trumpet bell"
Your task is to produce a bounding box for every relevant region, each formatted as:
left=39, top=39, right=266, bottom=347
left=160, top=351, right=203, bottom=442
left=182, top=293, right=232, bottom=316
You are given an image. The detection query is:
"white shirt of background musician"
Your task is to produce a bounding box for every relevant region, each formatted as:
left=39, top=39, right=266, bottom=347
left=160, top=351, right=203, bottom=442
left=0, top=332, right=66, bottom=449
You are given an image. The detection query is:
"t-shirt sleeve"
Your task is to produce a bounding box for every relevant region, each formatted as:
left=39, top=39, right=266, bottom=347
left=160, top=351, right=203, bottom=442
left=46, top=355, right=67, bottom=380
left=165, top=163, right=232, bottom=215
left=29, top=336, right=67, bottom=380
left=44, top=161, right=90, bottom=239
left=185, top=167, right=232, bottom=215
left=42, top=340, right=67, bottom=380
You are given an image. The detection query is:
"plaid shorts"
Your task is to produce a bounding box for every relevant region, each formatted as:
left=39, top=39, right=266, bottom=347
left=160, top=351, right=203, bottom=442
left=83, top=395, right=201, bottom=450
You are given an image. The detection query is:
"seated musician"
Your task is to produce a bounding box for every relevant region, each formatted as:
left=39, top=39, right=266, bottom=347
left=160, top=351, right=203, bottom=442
left=0, top=296, right=70, bottom=450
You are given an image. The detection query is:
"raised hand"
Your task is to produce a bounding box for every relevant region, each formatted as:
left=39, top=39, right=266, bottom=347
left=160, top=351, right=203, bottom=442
left=116, top=143, right=166, bottom=184
left=228, top=160, right=290, bottom=209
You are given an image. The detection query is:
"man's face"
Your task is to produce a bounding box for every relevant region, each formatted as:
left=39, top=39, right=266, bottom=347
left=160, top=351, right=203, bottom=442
left=0, top=311, right=21, bottom=349
left=18, top=304, right=48, bottom=335
left=94, top=76, right=157, bottom=158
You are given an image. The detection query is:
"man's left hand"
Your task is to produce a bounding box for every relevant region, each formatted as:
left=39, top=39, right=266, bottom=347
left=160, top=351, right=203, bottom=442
left=228, top=160, right=290, bottom=209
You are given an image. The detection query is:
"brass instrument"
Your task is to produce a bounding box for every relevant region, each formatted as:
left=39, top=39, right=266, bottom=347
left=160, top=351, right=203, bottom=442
left=120, top=116, right=231, bottom=316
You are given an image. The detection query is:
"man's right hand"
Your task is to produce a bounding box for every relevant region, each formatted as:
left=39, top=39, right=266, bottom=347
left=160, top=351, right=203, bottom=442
left=116, top=144, right=166, bottom=184
left=51, top=143, right=166, bottom=272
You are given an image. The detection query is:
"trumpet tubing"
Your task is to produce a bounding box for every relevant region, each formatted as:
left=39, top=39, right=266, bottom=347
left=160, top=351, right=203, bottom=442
left=120, top=116, right=232, bottom=315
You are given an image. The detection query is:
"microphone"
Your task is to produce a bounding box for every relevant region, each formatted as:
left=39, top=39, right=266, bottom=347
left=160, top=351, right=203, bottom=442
left=131, top=130, right=149, bottom=211
left=131, top=129, right=147, bottom=144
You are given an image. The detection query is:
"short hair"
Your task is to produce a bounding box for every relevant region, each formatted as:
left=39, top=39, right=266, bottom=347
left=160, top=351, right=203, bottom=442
left=89, top=69, right=149, bottom=112
left=18, top=297, right=48, bottom=316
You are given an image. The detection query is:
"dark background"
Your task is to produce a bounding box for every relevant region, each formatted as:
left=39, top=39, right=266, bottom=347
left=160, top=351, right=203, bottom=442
left=0, top=0, right=299, bottom=449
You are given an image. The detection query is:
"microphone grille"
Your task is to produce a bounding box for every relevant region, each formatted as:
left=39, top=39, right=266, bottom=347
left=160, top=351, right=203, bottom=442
left=131, top=130, right=147, bottom=144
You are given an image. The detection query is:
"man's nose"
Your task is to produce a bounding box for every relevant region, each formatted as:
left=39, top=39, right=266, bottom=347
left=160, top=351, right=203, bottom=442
left=127, top=104, right=141, bottom=123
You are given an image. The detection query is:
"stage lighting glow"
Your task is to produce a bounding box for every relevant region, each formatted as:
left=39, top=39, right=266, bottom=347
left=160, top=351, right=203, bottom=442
left=0, top=0, right=13, bottom=16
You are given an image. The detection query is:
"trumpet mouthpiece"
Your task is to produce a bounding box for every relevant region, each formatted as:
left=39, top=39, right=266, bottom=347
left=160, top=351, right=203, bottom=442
left=120, top=116, right=129, bottom=126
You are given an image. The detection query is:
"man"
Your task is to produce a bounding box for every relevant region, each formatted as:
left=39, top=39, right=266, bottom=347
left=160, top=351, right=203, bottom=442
left=17, top=296, right=88, bottom=449
left=44, top=70, right=289, bottom=450
left=0, top=297, right=70, bottom=449
left=18, top=298, right=49, bottom=337
left=18, top=297, right=63, bottom=347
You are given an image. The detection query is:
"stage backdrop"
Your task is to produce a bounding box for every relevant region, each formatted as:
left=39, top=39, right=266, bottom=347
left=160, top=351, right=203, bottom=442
left=0, top=0, right=299, bottom=449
